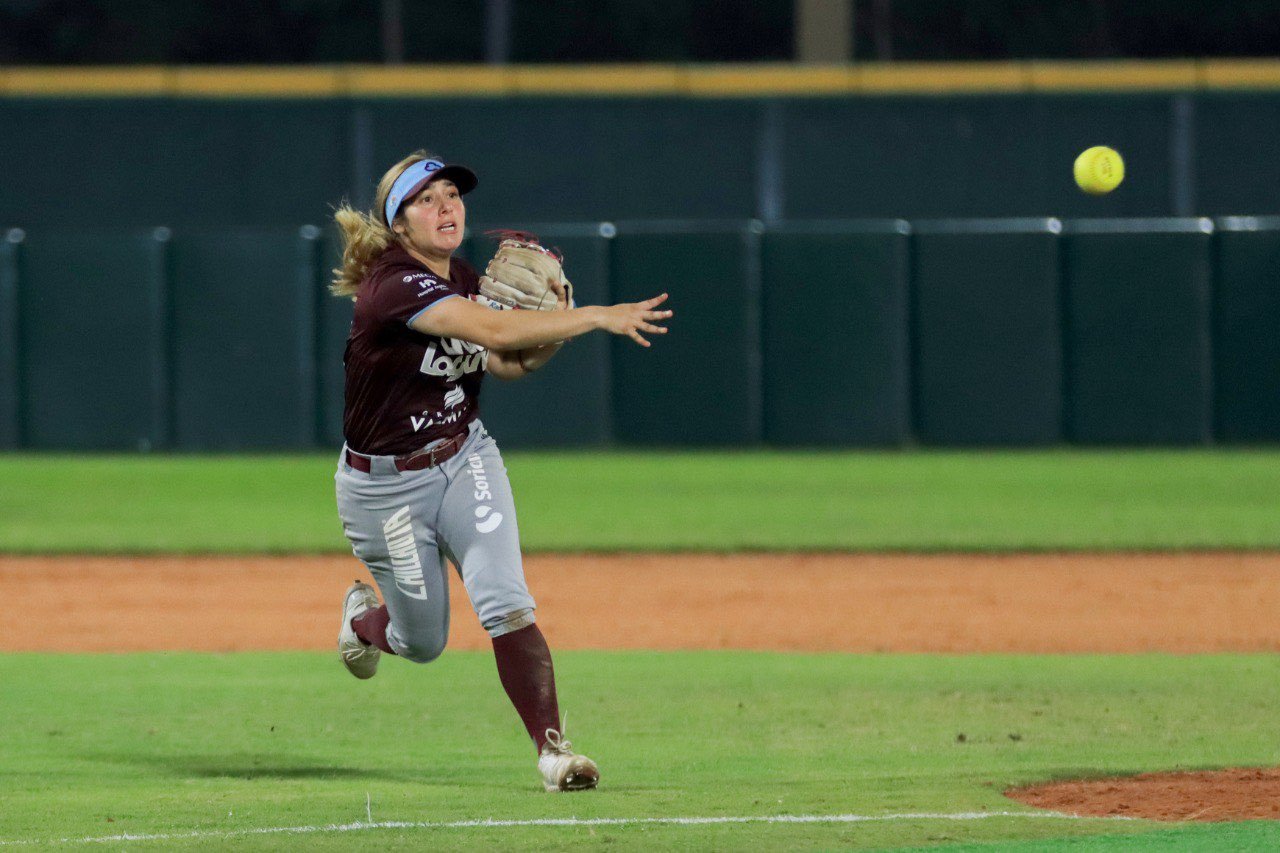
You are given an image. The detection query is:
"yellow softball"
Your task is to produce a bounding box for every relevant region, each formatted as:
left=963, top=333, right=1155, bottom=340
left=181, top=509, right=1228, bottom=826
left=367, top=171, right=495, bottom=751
left=1074, top=146, right=1125, bottom=195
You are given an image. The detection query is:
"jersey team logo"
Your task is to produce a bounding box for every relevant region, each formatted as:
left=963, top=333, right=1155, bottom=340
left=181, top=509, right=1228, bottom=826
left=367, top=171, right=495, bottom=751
left=420, top=336, right=487, bottom=381
left=443, top=385, right=466, bottom=409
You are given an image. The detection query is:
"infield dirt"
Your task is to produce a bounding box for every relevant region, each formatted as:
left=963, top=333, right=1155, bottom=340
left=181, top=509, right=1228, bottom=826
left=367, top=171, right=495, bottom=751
left=1008, top=768, right=1280, bottom=821
left=5, top=551, right=1280, bottom=654
left=7, top=551, right=1280, bottom=825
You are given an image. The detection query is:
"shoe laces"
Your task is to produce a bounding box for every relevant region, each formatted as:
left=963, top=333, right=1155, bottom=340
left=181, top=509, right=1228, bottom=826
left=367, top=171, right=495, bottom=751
left=542, top=715, right=575, bottom=756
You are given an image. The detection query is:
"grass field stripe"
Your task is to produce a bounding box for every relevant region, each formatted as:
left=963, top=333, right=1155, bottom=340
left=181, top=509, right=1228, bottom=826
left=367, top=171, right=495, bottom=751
left=0, top=811, right=1131, bottom=846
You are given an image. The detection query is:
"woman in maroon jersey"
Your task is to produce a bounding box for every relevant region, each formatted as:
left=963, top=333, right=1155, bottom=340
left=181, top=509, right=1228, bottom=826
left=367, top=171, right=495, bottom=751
left=329, top=150, right=671, bottom=791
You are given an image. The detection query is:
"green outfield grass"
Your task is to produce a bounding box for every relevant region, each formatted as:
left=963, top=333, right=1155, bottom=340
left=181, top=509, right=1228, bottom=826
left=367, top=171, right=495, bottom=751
left=1, top=651, right=1277, bottom=850
left=2, top=449, right=1279, bottom=553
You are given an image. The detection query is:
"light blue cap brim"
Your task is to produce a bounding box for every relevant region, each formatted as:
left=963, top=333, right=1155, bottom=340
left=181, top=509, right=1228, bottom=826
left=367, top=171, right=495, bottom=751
left=383, top=159, right=478, bottom=225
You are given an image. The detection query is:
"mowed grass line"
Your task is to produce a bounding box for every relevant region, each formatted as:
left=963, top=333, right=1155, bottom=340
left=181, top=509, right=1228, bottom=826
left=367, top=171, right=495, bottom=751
left=927, top=819, right=1280, bottom=852
left=2, top=450, right=1280, bottom=553
left=2, top=652, right=1280, bottom=850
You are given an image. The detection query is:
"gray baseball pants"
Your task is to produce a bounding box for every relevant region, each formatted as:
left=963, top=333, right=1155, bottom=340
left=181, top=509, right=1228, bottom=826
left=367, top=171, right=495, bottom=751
left=334, top=419, right=536, bottom=662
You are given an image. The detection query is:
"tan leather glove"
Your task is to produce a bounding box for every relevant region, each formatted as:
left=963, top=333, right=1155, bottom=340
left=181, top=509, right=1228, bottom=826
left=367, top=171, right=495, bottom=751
left=479, top=236, right=573, bottom=311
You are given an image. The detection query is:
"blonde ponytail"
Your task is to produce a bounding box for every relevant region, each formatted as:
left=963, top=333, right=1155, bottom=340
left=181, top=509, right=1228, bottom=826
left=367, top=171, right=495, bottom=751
left=330, top=205, right=392, bottom=297
left=330, top=149, right=440, bottom=298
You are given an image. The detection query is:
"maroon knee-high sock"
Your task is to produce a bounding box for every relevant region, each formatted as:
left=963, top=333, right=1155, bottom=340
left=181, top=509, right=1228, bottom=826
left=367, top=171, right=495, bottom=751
left=492, top=624, right=560, bottom=752
left=352, top=605, right=395, bottom=654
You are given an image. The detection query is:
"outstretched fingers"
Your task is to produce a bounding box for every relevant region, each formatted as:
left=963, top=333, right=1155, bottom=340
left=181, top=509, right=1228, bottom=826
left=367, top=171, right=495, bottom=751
left=641, top=294, right=673, bottom=324
left=626, top=320, right=668, bottom=346
left=611, top=293, right=673, bottom=346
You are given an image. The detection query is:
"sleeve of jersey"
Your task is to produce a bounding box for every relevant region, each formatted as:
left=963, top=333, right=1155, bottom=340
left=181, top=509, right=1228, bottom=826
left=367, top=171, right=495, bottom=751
left=369, top=267, right=460, bottom=326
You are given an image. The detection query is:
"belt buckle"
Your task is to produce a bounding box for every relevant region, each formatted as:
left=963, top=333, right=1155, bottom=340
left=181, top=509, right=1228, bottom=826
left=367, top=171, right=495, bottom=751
left=400, top=447, right=431, bottom=472
left=401, top=434, right=454, bottom=472
left=432, top=433, right=459, bottom=465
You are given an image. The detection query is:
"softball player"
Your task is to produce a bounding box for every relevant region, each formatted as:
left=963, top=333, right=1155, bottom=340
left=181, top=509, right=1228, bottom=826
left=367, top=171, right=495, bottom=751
left=330, top=150, right=671, bottom=792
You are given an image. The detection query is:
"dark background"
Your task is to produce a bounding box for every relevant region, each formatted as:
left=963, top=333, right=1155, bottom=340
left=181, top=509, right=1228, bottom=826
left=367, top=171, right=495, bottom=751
left=2, top=2, right=1279, bottom=451
left=1, top=93, right=1272, bottom=229
left=2, top=0, right=1279, bottom=65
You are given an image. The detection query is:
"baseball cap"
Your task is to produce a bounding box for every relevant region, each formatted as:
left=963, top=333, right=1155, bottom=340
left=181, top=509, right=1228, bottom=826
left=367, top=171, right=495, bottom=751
left=383, top=158, right=478, bottom=226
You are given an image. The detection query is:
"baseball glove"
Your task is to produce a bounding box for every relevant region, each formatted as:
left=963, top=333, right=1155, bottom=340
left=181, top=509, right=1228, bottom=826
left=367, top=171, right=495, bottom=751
left=478, top=234, right=573, bottom=311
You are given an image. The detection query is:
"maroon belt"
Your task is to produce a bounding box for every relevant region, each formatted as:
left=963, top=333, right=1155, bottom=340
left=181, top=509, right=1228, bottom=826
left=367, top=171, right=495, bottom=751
left=346, top=430, right=469, bottom=473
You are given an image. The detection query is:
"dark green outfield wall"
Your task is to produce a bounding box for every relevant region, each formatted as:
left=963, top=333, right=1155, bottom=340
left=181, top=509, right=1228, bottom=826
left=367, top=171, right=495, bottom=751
left=1063, top=220, right=1215, bottom=444
left=2, top=92, right=1280, bottom=228
left=2, top=217, right=1279, bottom=451
left=912, top=220, right=1063, bottom=445
left=6, top=90, right=1280, bottom=449
left=761, top=222, right=909, bottom=446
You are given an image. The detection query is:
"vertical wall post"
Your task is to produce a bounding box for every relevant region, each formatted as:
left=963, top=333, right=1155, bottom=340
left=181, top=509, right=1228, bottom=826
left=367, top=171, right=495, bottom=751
left=485, top=0, right=514, bottom=65
left=1170, top=95, right=1197, bottom=217
left=756, top=101, right=785, bottom=224
left=298, top=225, right=323, bottom=446
left=744, top=220, right=765, bottom=444
left=350, top=106, right=374, bottom=210
left=598, top=221, right=617, bottom=445
left=795, top=0, right=853, bottom=63
left=381, top=0, right=404, bottom=64
left=147, top=227, right=173, bottom=451
left=0, top=228, right=23, bottom=448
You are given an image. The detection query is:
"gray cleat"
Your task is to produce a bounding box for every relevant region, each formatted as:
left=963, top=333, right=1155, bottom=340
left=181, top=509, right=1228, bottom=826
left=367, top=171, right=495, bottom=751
left=338, top=580, right=381, bottom=680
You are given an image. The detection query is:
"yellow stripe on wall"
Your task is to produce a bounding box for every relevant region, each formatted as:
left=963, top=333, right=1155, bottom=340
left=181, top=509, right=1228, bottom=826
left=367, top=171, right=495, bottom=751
left=1, top=66, right=171, bottom=96
left=169, top=67, right=344, bottom=97
left=347, top=65, right=510, bottom=96
left=1028, top=60, right=1201, bottom=91
left=858, top=62, right=1029, bottom=93
left=4, top=60, right=1280, bottom=98
left=685, top=65, right=859, bottom=95
left=511, top=65, right=684, bottom=94
left=1200, top=59, right=1280, bottom=89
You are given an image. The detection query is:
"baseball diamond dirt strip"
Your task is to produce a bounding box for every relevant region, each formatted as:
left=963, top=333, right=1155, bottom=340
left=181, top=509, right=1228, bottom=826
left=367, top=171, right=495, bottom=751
left=1007, top=768, right=1280, bottom=822
left=5, top=552, right=1280, bottom=655
left=5, top=551, right=1280, bottom=824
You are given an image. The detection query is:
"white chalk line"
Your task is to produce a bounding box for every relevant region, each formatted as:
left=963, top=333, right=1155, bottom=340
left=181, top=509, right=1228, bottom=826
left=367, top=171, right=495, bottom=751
left=0, top=810, right=1130, bottom=847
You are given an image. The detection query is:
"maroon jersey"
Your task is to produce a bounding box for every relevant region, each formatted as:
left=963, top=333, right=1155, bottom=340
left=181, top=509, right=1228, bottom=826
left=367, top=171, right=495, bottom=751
left=342, top=246, right=487, bottom=455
